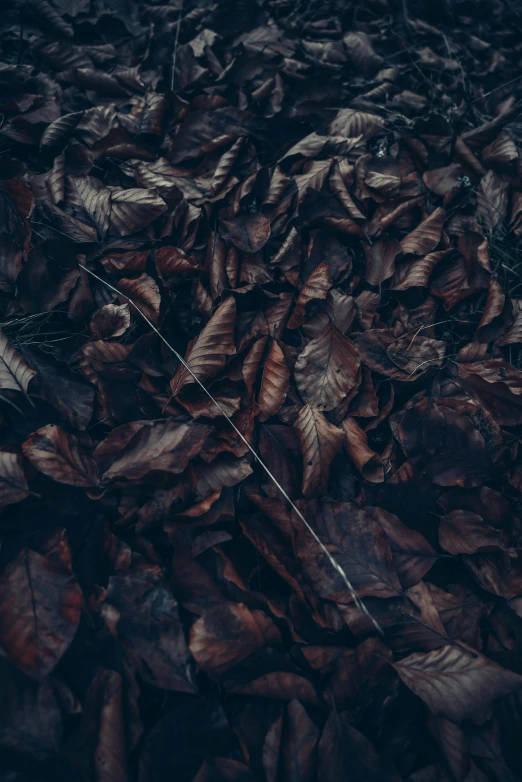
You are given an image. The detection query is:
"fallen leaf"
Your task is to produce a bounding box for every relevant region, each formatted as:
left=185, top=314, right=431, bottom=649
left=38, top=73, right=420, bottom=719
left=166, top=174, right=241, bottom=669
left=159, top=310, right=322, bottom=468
left=22, top=424, right=100, bottom=487
left=295, top=323, right=360, bottom=412
left=394, top=644, right=522, bottom=723
left=0, top=542, right=82, bottom=678
left=294, top=405, right=345, bottom=497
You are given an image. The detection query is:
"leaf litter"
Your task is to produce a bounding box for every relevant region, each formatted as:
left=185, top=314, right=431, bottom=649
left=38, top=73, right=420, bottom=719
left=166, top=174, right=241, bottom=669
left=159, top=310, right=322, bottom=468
left=3, top=0, right=522, bottom=780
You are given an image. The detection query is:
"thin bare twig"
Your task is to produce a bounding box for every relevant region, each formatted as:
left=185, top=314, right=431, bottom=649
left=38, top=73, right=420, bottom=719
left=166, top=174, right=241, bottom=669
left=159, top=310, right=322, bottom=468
left=78, top=263, right=383, bottom=634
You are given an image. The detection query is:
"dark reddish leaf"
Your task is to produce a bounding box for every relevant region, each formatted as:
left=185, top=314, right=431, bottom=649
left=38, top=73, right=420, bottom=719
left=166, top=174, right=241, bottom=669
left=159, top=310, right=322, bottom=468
left=0, top=541, right=82, bottom=678
left=189, top=603, right=282, bottom=677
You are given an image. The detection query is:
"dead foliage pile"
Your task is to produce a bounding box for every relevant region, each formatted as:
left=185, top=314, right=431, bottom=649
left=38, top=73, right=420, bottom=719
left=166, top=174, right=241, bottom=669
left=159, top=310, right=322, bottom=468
left=3, top=0, right=522, bottom=780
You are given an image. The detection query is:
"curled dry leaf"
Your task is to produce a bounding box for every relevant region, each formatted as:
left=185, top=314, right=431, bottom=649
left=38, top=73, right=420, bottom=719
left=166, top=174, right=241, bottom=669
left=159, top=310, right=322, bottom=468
left=109, top=188, right=167, bottom=236
left=90, top=303, right=131, bottom=338
left=69, top=176, right=112, bottom=240
left=364, top=235, right=401, bottom=286
left=401, top=208, right=445, bottom=255
left=391, top=250, right=449, bottom=290
left=282, top=700, right=319, bottom=782
left=6, top=4, right=522, bottom=778
left=343, top=417, right=384, bottom=483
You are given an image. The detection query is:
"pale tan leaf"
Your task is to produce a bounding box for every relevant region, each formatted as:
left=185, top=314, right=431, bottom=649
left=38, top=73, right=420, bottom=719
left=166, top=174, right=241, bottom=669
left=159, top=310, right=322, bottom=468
left=0, top=329, right=36, bottom=394
left=0, top=451, right=30, bottom=507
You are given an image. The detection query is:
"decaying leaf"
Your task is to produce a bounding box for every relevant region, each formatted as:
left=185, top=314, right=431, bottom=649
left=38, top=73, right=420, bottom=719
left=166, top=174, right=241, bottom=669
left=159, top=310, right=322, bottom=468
left=0, top=542, right=82, bottom=678
left=4, top=4, right=522, bottom=779
left=394, top=644, right=522, bottom=723
left=294, top=405, right=345, bottom=497
left=294, top=323, right=360, bottom=411
left=22, top=424, right=100, bottom=487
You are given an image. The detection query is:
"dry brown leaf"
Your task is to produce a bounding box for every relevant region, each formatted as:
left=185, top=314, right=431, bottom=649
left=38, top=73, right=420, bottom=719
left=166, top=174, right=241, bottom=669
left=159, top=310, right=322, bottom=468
left=394, top=644, right=522, bottom=723
left=22, top=424, right=100, bottom=487
left=258, top=340, right=290, bottom=421
left=294, top=323, right=360, bottom=411
left=171, top=296, right=236, bottom=396
left=294, top=405, right=345, bottom=497
left=401, top=208, right=445, bottom=255
left=0, top=542, right=82, bottom=678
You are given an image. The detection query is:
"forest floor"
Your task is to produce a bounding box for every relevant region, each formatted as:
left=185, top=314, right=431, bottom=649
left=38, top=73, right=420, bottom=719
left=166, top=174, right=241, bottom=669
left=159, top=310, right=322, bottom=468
left=2, top=0, right=522, bottom=780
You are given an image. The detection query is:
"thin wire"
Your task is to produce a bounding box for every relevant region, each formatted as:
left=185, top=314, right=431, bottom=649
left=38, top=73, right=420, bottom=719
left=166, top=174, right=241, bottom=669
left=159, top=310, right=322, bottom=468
left=170, top=1, right=184, bottom=92
left=79, top=263, right=382, bottom=634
